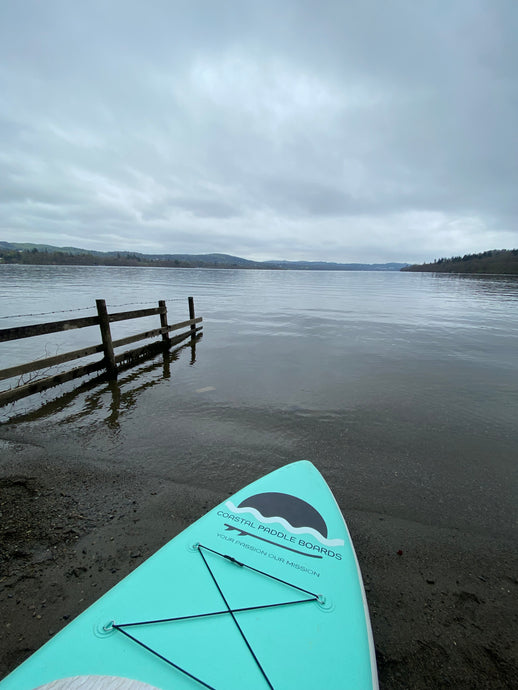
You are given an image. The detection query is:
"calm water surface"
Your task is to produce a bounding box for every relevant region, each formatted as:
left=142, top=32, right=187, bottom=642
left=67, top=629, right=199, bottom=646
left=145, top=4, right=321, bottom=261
left=1, top=265, right=517, bottom=539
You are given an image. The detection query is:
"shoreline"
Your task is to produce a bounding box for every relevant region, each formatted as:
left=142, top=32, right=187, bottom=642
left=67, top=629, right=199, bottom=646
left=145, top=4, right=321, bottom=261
left=1, top=431, right=517, bottom=688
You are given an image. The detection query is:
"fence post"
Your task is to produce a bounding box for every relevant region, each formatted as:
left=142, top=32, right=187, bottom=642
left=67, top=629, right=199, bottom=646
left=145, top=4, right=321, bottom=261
left=188, top=296, right=196, bottom=341
left=96, top=299, right=117, bottom=379
left=159, top=300, right=170, bottom=348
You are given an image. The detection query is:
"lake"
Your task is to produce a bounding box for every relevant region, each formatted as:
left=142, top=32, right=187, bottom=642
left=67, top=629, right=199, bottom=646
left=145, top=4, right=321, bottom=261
left=1, top=263, right=518, bottom=688
left=0, top=264, right=517, bottom=540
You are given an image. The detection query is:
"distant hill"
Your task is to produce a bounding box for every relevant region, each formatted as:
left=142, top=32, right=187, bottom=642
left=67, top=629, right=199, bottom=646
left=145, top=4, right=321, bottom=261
left=0, top=242, right=409, bottom=271
left=0, top=241, right=99, bottom=255
left=402, top=249, right=518, bottom=274
left=258, top=259, right=406, bottom=271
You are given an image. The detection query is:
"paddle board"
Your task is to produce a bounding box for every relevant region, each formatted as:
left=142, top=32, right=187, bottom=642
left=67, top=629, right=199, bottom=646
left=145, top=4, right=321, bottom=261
left=0, top=461, right=378, bottom=689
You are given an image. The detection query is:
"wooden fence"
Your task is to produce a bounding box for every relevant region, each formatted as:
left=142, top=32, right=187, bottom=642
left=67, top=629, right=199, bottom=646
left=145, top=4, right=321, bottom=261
left=0, top=297, right=202, bottom=406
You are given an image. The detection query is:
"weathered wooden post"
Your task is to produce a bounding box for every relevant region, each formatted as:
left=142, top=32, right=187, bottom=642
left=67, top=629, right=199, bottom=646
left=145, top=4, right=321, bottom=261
left=96, top=299, right=117, bottom=379
left=188, top=296, right=196, bottom=341
left=159, top=300, right=170, bottom=348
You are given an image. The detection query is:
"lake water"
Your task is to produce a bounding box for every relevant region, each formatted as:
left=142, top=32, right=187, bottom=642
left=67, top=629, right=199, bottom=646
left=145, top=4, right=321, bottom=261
left=0, top=265, right=517, bottom=541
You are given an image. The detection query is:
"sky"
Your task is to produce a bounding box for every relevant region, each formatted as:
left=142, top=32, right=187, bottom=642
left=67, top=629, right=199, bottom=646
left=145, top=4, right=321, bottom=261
left=1, top=1, right=517, bottom=264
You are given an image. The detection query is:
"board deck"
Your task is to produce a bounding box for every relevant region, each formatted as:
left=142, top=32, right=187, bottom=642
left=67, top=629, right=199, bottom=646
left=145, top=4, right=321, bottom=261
left=0, top=461, right=378, bottom=690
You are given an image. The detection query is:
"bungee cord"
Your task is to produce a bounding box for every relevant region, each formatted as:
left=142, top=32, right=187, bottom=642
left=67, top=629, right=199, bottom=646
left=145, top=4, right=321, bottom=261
left=110, top=544, right=322, bottom=689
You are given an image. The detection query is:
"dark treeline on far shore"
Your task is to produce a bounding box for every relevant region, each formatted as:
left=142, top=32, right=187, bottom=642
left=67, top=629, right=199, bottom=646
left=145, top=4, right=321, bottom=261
left=402, top=249, right=518, bottom=274
left=0, top=242, right=407, bottom=271
left=0, top=247, right=231, bottom=269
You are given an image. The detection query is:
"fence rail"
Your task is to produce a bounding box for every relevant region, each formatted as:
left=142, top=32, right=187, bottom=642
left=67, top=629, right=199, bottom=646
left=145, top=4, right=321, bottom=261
left=0, top=297, right=202, bottom=406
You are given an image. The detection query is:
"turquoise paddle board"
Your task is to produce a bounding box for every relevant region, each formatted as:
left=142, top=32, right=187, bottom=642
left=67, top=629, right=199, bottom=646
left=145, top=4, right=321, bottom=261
left=0, top=461, right=378, bottom=689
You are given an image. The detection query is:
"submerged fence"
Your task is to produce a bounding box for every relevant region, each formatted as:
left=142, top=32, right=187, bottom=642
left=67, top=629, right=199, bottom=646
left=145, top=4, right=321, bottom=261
left=0, top=297, right=202, bottom=406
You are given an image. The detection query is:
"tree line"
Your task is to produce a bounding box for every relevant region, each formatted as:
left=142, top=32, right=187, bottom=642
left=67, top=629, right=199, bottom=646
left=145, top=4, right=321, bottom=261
left=0, top=248, right=238, bottom=269
left=402, top=249, right=518, bottom=274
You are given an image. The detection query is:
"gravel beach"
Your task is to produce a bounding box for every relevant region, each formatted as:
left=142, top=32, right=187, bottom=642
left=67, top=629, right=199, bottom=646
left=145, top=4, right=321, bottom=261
left=1, top=427, right=516, bottom=689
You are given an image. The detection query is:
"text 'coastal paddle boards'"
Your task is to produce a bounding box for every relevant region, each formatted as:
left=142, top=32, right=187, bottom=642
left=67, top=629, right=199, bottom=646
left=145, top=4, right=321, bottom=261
left=0, top=461, right=378, bottom=690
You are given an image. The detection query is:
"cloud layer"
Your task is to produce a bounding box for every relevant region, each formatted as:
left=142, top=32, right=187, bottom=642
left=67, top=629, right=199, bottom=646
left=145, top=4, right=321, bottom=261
left=1, top=0, right=517, bottom=262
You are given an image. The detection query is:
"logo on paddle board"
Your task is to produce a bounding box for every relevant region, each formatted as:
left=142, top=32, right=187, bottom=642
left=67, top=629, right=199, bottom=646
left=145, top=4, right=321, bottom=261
left=218, top=491, right=344, bottom=560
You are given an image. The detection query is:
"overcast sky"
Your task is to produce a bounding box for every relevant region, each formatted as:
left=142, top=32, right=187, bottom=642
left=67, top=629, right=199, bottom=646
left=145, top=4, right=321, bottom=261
left=1, top=1, right=517, bottom=263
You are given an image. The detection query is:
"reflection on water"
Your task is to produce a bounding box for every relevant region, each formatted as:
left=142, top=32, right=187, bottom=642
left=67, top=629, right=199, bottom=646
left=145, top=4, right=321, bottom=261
left=430, top=271, right=518, bottom=296
left=0, top=266, right=517, bottom=538
left=3, top=335, right=201, bottom=428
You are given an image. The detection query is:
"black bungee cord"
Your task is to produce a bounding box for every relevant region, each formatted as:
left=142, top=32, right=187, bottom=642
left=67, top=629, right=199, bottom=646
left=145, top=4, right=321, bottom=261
left=110, top=543, right=323, bottom=689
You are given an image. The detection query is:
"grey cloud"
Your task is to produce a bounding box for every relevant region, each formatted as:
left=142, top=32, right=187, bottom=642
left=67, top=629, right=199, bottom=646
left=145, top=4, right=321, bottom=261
left=0, top=0, right=517, bottom=261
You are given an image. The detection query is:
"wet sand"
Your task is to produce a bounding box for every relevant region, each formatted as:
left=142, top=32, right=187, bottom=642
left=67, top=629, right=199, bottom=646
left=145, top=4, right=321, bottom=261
left=1, top=431, right=517, bottom=689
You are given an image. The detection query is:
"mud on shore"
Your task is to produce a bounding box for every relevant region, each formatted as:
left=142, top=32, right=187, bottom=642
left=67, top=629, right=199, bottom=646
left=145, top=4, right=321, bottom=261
left=1, top=436, right=517, bottom=689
